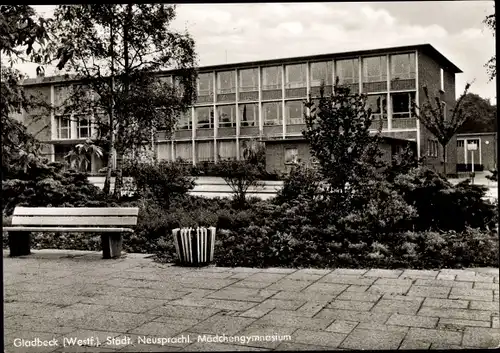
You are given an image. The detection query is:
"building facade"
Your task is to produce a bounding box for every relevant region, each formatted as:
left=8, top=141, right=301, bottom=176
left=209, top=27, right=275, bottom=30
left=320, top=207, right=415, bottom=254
left=456, top=132, right=497, bottom=172
left=19, top=44, right=461, bottom=175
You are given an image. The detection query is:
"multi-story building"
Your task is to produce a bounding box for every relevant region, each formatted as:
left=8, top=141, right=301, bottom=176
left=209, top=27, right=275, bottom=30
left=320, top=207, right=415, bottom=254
left=19, top=43, right=461, bottom=175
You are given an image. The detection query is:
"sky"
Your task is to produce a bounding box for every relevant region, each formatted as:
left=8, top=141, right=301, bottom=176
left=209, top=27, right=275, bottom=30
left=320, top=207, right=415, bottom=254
left=23, top=2, right=496, bottom=103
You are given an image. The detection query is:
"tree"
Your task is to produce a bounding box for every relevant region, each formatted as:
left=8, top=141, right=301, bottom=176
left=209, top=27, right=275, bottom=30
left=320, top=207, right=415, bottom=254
left=46, top=5, right=197, bottom=197
left=215, top=159, right=263, bottom=209
left=411, top=84, right=471, bottom=176
left=457, top=93, right=497, bottom=133
left=484, top=10, right=495, bottom=81
left=1, top=5, right=51, bottom=179
left=65, top=139, right=104, bottom=172
left=302, top=81, right=385, bottom=211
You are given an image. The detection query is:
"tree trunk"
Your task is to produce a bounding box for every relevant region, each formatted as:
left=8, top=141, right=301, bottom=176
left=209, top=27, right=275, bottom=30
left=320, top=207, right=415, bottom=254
left=113, top=151, right=123, bottom=198
left=103, top=12, right=116, bottom=196
left=103, top=142, right=114, bottom=195
left=443, top=145, right=447, bottom=176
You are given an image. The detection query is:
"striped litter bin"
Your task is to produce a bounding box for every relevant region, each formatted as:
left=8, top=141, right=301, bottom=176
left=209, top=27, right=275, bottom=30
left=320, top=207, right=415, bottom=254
left=172, top=227, right=216, bottom=266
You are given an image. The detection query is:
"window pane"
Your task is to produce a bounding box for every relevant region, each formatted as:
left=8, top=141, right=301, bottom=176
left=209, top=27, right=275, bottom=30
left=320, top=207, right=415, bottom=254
left=363, top=56, right=387, bottom=82
left=218, top=105, right=236, bottom=128
left=217, top=71, right=235, bottom=93
left=391, top=53, right=415, bottom=80
left=57, top=116, right=71, bottom=139
left=177, top=110, right=192, bottom=130
left=77, top=117, right=90, bottom=138
left=286, top=100, right=304, bottom=124
left=285, top=148, right=298, bottom=164
left=240, top=103, right=258, bottom=127
left=336, top=59, right=359, bottom=84
left=262, top=66, right=282, bottom=90
left=365, top=95, right=387, bottom=117
left=239, top=68, right=258, bottom=92
left=311, top=61, right=332, bottom=86
left=198, top=73, right=213, bottom=95
left=195, top=107, right=214, bottom=128
left=263, top=102, right=282, bottom=126
left=457, top=140, right=464, bottom=147
left=392, top=92, right=415, bottom=118
left=285, top=63, right=306, bottom=88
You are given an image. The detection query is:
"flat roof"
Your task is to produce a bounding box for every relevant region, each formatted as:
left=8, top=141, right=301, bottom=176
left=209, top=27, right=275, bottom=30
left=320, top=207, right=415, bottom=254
left=21, top=43, right=461, bottom=86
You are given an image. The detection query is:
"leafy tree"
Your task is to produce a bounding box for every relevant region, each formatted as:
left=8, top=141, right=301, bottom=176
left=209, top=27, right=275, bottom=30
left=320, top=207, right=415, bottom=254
left=46, top=4, right=197, bottom=197
left=302, top=81, right=385, bottom=211
left=484, top=10, right=495, bottom=81
left=1, top=5, right=51, bottom=179
left=457, top=93, right=497, bottom=133
left=215, top=159, right=263, bottom=209
left=65, top=139, right=104, bottom=172
left=411, top=84, right=471, bottom=176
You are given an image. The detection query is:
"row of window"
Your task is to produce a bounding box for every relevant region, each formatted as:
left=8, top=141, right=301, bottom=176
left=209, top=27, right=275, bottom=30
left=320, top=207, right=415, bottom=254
left=178, top=92, right=415, bottom=130
left=194, top=53, right=416, bottom=95
left=56, top=115, right=91, bottom=139
left=457, top=139, right=479, bottom=148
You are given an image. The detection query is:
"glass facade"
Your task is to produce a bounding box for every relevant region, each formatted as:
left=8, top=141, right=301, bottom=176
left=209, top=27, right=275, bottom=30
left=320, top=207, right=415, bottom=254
left=363, top=56, right=387, bottom=83
left=336, top=58, right=359, bottom=84
left=310, top=61, right=332, bottom=86
left=240, top=103, right=258, bottom=127
left=217, top=105, right=236, bottom=128
left=198, top=73, right=213, bottom=96
left=195, top=106, right=214, bottom=129
left=391, top=53, right=416, bottom=80
left=285, top=63, right=307, bottom=88
left=263, top=101, right=282, bottom=126
left=262, top=66, right=282, bottom=90
left=217, top=71, right=235, bottom=94
left=239, top=68, right=258, bottom=92
left=285, top=100, right=305, bottom=125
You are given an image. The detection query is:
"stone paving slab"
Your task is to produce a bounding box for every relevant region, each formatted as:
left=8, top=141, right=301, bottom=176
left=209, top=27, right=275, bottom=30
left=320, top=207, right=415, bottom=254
left=3, top=249, right=499, bottom=352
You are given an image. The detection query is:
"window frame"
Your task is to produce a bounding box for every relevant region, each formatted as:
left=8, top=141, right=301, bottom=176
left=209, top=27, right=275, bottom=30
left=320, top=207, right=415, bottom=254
left=217, top=104, right=237, bottom=128
left=362, top=56, right=387, bottom=83
left=310, top=61, right=333, bottom=86
left=365, top=94, right=388, bottom=120
left=285, top=63, right=307, bottom=89
left=56, top=115, right=71, bottom=139
left=239, top=103, right=258, bottom=127
left=284, top=147, right=299, bottom=165
left=285, top=100, right=305, bottom=125
left=262, top=101, right=283, bottom=126
left=336, top=58, right=359, bottom=84
left=217, top=70, right=236, bottom=94
left=198, top=73, right=213, bottom=96
left=195, top=106, right=214, bottom=129
left=262, top=66, right=282, bottom=90
left=76, top=115, right=91, bottom=139
left=238, top=68, right=258, bottom=92
left=390, top=53, right=416, bottom=80
left=457, top=139, right=465, bottom=148
left=391, top=92, right=415, bottom=119
left=440, top=68, right=445, bottom=92
left=177, top=110, right=193, bottom=130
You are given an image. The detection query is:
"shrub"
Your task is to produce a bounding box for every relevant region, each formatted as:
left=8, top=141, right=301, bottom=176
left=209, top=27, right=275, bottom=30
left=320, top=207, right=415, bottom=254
left=393, top=167, right=497, bottom=231
left=274, top=163, right=324, bottom=204
left=2, top=161, right=108, bottom=216
left=122, top=159, right=195, bottom=210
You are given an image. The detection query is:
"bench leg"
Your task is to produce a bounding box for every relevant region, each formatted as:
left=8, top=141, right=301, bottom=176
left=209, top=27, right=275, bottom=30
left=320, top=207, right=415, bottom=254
left=109, top=232, right=123, bottom=259
left=9, top=231, right=31, bottom=257
left=101, top=234, right=111, bottom=259
left=101, top=233, right=122, bottom=259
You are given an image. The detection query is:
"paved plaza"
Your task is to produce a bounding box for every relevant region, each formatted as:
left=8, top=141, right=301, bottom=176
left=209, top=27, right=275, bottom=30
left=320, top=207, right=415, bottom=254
left=3, top=249, right=500, bottom=352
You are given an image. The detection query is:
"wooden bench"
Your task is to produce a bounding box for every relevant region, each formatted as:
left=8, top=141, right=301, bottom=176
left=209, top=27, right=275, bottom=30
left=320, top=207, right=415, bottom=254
left=3, top=207, right=139, bottom=259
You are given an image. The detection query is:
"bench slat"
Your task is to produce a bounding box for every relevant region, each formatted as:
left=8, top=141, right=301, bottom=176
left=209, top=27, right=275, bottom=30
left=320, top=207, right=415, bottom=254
left=13, top=207, right=139, bottom=217
left=11, top=216, right=138, bottom=226
left=3, top=227, right=134, bottom=233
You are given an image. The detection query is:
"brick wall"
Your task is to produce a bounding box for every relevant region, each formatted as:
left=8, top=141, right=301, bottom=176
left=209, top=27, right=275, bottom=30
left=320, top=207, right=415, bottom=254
left=457, top=133, right=497, bottom=171
left=418, top=50, right=457, bottom=174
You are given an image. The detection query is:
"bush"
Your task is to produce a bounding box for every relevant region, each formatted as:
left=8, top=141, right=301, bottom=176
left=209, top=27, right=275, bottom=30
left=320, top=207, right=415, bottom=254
left=274, top=163, right=324, bottom=204
left=122, top=159, right=195, bottom=210
left=2, top=161, right=108, bottom=216
left=393, top=167, right=497, bottom=231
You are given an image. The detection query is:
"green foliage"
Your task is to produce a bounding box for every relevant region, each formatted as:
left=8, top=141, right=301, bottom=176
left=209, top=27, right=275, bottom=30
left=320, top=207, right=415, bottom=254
left=393, top=167, right=497, bottom=231
left=2, top=160, right=108, bottom=216
left=457, top=93, right=497, bottom=133
left=302, top=82, right=385, bottom=212
left=46, top=4, right=198, bottom=197
left=122, top=159, right=195, bottom=210
left=274, top=163, right=324, bottom=204
left=65, top=139, right=104, bottom=172
left=215, top=159, right=263, bottom=208
left=483, top=11, right=496, bottom=81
